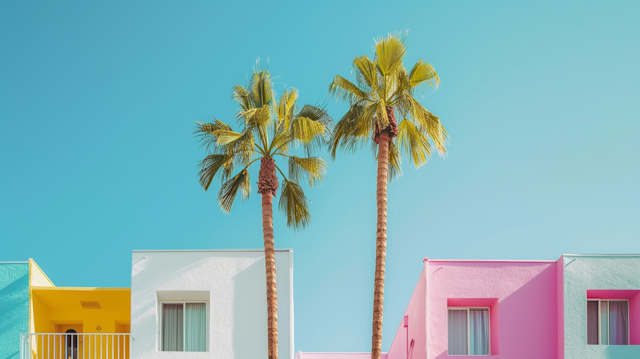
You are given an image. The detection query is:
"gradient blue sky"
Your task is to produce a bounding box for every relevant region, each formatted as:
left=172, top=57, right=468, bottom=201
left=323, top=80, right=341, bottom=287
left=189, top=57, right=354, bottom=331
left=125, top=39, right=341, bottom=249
left=1, top=0, right=639, bottom=353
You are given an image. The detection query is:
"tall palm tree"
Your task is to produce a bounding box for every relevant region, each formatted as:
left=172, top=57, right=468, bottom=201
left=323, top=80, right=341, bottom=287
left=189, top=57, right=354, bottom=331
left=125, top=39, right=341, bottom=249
left=196, top=66, right=330, bottom=359
left=328, top=33, right=448, bottom=359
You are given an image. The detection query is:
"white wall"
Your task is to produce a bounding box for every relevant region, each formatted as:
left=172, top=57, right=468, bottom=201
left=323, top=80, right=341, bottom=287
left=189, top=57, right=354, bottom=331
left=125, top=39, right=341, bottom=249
left=131, top=249, right=293, bottom=359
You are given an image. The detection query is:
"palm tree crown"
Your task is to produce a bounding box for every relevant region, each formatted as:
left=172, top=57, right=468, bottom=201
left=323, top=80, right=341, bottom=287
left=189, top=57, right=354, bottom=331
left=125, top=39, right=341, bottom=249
left=196, top=68, right=331, bottom=228
left=329, top=32, right=448, bottom=176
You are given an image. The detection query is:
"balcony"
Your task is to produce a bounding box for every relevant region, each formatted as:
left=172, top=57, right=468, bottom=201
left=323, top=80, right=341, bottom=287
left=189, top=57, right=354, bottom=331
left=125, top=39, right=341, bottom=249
left=20, top=333, right=130, bottom=359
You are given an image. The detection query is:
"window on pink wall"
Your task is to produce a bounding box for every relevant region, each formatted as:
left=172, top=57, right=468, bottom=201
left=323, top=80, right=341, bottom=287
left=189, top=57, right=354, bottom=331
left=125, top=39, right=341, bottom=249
left=448, top=307, right=490, bottom=355
left=587, top=290, right=640, bottom=346
left=447, top=298, right=499, bottom=355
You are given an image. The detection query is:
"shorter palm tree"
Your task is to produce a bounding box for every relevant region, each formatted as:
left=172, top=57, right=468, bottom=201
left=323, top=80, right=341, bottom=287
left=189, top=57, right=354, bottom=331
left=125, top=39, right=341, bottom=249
left=195, top=67, right=330, bottom=359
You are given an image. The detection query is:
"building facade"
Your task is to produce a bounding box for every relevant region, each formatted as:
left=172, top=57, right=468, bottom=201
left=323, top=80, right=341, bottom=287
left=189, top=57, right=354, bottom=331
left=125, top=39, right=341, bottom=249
left=17, top=259, right=130, bottom=359
left=5, top=252, right=640, bottom=359
left=561, top=255, right=640, bottom=359
left=387, top=259, right=560, bottom=359
left=130, top=249, right=294, bottom=359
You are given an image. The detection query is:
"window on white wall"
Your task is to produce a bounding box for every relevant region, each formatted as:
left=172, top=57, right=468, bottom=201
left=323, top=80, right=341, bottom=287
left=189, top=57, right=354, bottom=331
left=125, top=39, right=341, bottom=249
left=448, top=308, right=490, bottom=355
left=161, top=302, right=207, bottom=351
left=587, top=299, right=629, bottom=345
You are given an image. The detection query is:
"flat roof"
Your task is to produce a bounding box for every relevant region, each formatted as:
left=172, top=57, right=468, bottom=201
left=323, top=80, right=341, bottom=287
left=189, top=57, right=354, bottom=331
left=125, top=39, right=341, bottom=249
left=563, top=254, right=640, bottom=257
left=427, top=259, right=557, bottom=263
left=425, top=254, right=640, bottom=263
left=32, top=286, right=129, bottom=291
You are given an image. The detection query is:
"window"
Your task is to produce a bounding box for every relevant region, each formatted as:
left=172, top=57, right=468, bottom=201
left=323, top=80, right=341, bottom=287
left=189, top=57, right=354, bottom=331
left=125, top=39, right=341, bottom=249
left=161, top=302, right=207, bottom=351
left=587, top=299, right=629, bottom=345
left=448, top=308, right=490, bottom=355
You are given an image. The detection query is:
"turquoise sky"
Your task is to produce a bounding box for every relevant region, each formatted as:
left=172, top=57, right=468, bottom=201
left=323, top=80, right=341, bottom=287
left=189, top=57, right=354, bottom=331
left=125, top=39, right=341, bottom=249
left=1, top=0, right=639, bottom=353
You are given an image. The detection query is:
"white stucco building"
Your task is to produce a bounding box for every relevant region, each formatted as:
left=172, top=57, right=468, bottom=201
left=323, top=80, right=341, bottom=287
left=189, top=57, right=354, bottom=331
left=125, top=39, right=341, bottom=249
left=130, top=249, right=294, bottom=359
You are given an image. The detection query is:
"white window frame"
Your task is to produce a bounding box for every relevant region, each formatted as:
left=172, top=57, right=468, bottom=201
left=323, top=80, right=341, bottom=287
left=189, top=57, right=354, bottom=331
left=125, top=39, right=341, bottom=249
left=586, top=299, right=630, bottom=346
left=447, top=307, right=491, bottom=356
left=159, top=300, right=209, bottom=352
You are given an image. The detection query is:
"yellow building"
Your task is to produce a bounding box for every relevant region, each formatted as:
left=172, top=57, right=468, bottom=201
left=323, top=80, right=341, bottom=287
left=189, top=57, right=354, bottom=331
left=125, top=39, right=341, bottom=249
left=25, top=260, right=130, bottom=359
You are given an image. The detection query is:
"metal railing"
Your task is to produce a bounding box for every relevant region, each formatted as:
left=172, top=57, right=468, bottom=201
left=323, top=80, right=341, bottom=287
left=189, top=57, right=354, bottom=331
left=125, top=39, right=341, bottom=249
left=20, top=334, right=130, bottom=359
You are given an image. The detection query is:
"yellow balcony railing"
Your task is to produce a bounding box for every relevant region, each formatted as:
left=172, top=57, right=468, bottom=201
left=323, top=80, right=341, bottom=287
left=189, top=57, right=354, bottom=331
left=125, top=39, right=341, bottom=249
left=20, top=333, right=130, bottom=359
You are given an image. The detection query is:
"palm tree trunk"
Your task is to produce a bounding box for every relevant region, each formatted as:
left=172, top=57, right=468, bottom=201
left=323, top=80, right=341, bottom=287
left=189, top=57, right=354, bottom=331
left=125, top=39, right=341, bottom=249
left=258, top=158, right=279, bottom=359
left=261, top=192, right=279, bottom=359
left=371, top=130, right=390, bottom=359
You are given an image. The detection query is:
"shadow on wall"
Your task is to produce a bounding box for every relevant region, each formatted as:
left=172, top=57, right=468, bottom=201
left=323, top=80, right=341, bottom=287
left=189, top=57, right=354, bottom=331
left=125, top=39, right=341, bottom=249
left=232, top=259, right=268, bottom=358
left=495, top=265, right=557, bottom=359
left=0, top=273, right=29, bottom=359
left=432, top=264, right=557, bottom=359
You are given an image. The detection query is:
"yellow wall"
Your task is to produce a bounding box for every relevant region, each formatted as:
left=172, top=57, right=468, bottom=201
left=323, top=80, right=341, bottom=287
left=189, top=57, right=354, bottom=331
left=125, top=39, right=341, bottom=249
left=31, top=289, right=130, bottom=334
left=47, top=308, right=129, bottom=333
left=32, top=293, right=56, bottom=333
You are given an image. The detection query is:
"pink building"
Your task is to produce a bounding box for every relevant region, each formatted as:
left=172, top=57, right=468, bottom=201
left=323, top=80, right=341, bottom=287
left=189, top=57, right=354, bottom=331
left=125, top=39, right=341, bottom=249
left=387, top=258, right=561, bottom=359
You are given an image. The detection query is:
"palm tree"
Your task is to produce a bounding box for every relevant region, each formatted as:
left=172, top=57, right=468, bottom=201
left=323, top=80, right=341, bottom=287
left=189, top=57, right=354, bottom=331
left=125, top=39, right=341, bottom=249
left=196, top=66, right=330, bottom=359
left=328, top=33, right=448, bottom=359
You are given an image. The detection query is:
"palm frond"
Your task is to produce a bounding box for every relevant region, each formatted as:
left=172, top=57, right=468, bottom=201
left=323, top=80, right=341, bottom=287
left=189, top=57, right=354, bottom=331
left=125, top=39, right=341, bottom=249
left=388, top=141, right=402, bottom=180
left=329, top=75, right=368, bottom=104
left=329, top=104, right=373, bottom=158
left=409, top=60, right=439, bottom=92
left=406, top=95, right=448, bottom=155
left=291, top=116, right=326, bottom=144
left=240, top=105, right=271, bottom=127
left=288, top=156, right=326, bottom=187
left=197, top=154, right=234, bottom=191
left=218, top=168, right=251, bottom=213
left=298, top=105, right=332, bottom=128
left=195, top=120, right=233, bottom=152
left=389, top=66, right=411, bottom=105
left=249, top=70, right=274, bottom=107
left=375, top=99, right=389, bottom=130
left=214, top=129, right=243, bottom=146
left=353, top=55, right=377, bottom=91
left=232, top=85, right=253, bottom=111
left=198, top=119, right=232, bottom=134
left=270, top=126, right=293, bottom=155
left=278, top=89, right=298, bottom=126
left=397, top=119, right=431, bottom=167
left=278, top=179, right=311, bottom=230
left=295, top=105, right=333, bottom=156
left=374, top=34, right=407, bottom=76
left=221, top=129, right=255, bottom=166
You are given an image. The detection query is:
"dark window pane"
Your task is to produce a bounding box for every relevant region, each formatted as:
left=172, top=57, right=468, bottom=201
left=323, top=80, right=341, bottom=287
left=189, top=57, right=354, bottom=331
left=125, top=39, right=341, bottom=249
left=587, top=301, right=599, bottom=345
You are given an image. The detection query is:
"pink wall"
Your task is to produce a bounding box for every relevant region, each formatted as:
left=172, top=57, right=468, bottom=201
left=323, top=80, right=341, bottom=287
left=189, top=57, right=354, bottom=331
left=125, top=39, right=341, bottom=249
left=387, top=265, right=426, bottom=359
left=631, top=292, right=640, bottom=345
left=425, top=260, right=558, bottom=359
left=295, top=354, right=387, bottom=359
